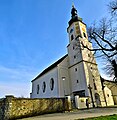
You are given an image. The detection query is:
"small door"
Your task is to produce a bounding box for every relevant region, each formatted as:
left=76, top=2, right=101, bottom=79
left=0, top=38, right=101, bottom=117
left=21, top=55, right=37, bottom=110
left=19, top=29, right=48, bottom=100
left=95, top=93, right=101, bottom=107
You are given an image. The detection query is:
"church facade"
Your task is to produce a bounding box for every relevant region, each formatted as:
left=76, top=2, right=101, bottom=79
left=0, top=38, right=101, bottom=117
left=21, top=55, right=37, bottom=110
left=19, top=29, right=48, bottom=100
left=30, top=5, right=114, bottom=107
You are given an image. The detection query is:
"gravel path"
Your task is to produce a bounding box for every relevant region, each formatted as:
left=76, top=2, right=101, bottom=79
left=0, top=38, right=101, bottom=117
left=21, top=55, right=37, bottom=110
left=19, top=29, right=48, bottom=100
left=17, top=107, right=117, bottom=120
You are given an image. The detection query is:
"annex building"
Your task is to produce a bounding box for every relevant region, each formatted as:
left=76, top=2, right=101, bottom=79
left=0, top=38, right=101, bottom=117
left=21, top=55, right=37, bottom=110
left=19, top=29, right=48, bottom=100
left=30, top=5, right=114, bottom=108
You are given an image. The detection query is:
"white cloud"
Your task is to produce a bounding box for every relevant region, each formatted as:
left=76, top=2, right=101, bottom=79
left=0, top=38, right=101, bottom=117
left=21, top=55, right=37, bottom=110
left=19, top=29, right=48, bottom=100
left=0, top=65, right=38, bottom=81
left=0, top=65, right=39, bottom=98
left=100, top=73, right=113, bottom=81
left=0, top=83, right=31, bottom=98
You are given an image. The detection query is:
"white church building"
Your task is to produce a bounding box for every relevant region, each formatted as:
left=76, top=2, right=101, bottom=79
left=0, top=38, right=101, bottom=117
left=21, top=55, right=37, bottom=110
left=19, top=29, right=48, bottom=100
left=30, top=5, right=114, bottom=108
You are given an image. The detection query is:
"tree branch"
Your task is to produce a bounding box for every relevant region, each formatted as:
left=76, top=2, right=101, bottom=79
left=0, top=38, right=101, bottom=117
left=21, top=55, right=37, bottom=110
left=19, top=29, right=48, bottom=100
left=93, top=32, right=115, bottom=49
left=90, top=35, right=115, bottom=51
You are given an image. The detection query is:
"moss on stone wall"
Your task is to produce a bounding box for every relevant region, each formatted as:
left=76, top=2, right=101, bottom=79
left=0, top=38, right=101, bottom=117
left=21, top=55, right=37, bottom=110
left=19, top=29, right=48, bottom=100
left=0, top=96, right=71, bottom=120
left=0, top=98, right=5, bottom=120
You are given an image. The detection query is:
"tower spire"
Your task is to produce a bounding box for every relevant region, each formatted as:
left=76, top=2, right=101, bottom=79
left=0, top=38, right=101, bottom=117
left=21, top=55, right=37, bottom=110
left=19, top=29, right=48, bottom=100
left=71, top=3, right=77, bottom=18
left=68, top=3, right=79, bottom=26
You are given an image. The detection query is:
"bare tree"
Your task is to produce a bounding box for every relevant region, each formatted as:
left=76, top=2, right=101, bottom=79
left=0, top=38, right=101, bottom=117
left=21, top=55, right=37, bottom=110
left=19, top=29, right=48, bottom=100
left=108, top=0, right=117, bottom=14
left=81, top=0, right=117, bottom=81
left=104, top=58, right=117, bottom=82
left=83, top=18, right=117, bottom=58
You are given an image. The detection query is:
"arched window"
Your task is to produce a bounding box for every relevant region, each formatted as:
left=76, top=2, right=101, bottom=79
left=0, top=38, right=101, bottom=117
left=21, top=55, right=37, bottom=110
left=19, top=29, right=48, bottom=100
left=94, top=83, right=97, bottom=90
left=95, top=93, right=101, bottom=106
left=37, top=84, right=39, bottom=94
left=42, top=82, right=46, bottom=93
left=50, top=78, right=54, bottom=91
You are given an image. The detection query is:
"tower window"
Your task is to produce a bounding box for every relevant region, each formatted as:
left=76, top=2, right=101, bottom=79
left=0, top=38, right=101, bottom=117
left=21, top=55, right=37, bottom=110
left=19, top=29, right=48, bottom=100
left=73, top=46, right=75, bottom=50
left=83, top=32, right=86, bottom=38
left=37, top=84, right=39, bottom=94
left=70, top=28, right=74, bottom=33
left=74, top=55, right=76, bottom=59
left=71, top=34, right=74, bottom=40
left=75, top=68, right=77, bottom=71
left=77, top=80, right=79, bottom=83
left=94, top=83, right=97, bottom=90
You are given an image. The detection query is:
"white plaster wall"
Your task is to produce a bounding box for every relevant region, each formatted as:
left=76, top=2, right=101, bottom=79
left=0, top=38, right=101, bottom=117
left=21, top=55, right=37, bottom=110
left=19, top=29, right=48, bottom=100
left=67, top=40, right=83, bottom=66
left=104, top=87, right=114, bottom=106
left=58, top=56, right=71, bottom=97
left=31, top=67, right=59, bottom=98
left=104, top=81, right=117, bottom=98
left=69, top=62, right=88, bottom=95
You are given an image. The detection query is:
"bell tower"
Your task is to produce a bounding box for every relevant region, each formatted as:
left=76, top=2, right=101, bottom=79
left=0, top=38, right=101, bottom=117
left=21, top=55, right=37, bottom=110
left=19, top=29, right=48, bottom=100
left=67, top=5, right=106, bottom=107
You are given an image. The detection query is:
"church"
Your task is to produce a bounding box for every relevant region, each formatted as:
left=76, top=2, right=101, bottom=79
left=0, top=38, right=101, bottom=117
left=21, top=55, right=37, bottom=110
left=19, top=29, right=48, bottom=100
left=30, top=5, right=114, bottom=107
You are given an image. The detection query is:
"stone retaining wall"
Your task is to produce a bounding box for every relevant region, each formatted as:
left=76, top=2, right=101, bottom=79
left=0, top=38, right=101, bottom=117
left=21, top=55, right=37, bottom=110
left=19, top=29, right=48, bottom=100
left=0, top=98, right=5, bottom=120
left=0, top=96, right=71, bottom=120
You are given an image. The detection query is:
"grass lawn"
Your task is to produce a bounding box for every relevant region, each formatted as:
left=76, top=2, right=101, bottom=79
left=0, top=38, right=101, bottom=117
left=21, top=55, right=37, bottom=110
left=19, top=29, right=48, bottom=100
left=75, top=114, right=117, bottom=120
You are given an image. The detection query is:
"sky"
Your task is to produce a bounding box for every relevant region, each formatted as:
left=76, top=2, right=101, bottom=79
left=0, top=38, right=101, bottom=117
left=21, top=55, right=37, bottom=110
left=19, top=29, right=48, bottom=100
left=0, top=0, right=111, bottom=98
